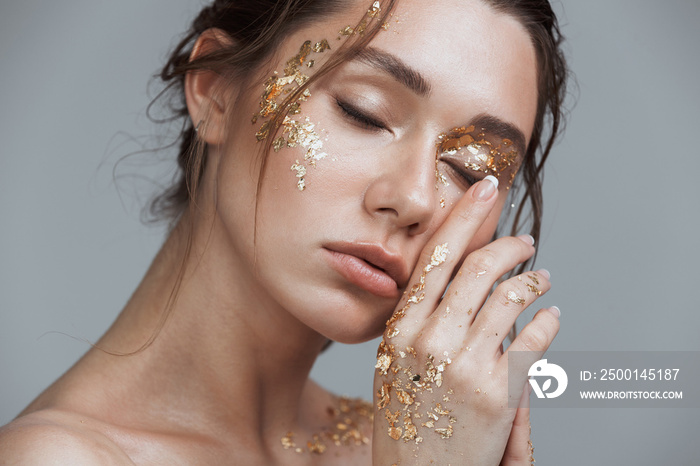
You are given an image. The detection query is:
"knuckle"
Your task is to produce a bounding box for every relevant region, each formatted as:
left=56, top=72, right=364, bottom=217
left=521, top=326, right=551, bottom=351
left=411, top=334, right=439, bottom=356
left=473, top=389, right=509, bottom=417
left=455, top=205, right=480, bottom=223
left=464, top=248, right=497, bottom=275
left=503, top=451, right=527, bottom=463
left=495, top=279, right=531, bottom=307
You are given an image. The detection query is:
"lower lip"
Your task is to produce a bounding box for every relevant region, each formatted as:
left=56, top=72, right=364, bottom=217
left=323, top=249, right=399, bottom=299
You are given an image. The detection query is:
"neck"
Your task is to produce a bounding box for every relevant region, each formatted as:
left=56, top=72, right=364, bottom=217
left=94, top=212, right=330, bottom=437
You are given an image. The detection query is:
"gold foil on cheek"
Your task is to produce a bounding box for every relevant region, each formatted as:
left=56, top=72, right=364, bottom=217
left=280, top=116, right=328, bottom=163
left=251, top=39, right=333, bottom=190
left=436, top=167, right=449, bottom=187
left=290, top=161, right=306, bottom=191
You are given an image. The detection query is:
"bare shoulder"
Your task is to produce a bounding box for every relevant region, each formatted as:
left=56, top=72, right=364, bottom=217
left=0, top=410, right=135, bottom=465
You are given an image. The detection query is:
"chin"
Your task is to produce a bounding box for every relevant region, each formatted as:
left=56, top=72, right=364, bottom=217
left=327, top=325, right=385, bottom=345
left=303, top=292, right=396, bottom=345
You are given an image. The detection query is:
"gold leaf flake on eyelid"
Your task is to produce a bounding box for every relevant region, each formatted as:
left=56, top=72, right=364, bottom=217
left=435, top=125, right=520, bottom=188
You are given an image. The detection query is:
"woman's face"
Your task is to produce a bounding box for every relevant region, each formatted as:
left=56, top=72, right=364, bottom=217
left=207, top=0, right=539, bottom=343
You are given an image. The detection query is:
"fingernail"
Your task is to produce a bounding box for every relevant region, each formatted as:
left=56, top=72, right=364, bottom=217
left=537, top=268, right=551, bottom=280
left=474, top=175, right=499, bottom=201
left=518, top=234, right=535, bottom=246
left=548, top=306, right=561, bottom=318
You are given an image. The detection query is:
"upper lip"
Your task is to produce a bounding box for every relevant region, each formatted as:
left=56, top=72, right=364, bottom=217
left=324, top=241, right=410, bottom=289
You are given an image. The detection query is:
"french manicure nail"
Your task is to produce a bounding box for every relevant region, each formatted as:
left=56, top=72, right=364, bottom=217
left=537, top=268, right=551, bottom=280
left=474, top=175, right=498, bottom=201
left=548, top=306, right=561, bottom=318
left=518, top=234, right=535, bottom=246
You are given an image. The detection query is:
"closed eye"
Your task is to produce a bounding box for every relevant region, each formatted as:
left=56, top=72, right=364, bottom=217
left=441, top=161, right=481, bottom=188
left=336, top=98, right=387, bottom=131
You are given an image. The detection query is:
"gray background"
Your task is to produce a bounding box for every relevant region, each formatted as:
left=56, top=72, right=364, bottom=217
left=1, top=1, right=698, bottom=464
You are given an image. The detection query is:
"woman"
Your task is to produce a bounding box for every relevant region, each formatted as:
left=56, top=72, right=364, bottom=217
left=0, top=0, right=567, bottom=464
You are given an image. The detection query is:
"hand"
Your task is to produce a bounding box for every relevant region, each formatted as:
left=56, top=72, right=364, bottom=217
left=500, top=384, right=535, bottom=466
left=372, top=177, right=559, bottom=465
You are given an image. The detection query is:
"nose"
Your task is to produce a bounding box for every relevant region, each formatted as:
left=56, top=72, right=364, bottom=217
left=363, top=139, right=437, bottom=235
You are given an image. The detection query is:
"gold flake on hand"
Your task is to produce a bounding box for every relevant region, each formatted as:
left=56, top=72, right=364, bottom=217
left=507, top=290, right=526, bottom=305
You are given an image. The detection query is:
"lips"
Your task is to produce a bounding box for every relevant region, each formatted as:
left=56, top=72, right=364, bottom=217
left=323, top=242, right=409, bottom=299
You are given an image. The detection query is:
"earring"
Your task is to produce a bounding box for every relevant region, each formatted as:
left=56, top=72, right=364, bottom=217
left=195, top=120, right=203, bottom=133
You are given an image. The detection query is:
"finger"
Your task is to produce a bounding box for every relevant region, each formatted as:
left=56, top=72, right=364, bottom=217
left=497, top=306, right=561, bottom=377
left=385, top=176, right=500, bottom=340
left=420, top=237, right=536, bottom=351
left=434, top=236, right=537, bottom=330
left=500, top=384, right=533, bottom=466
left=468, top=269, right=551, bottom=353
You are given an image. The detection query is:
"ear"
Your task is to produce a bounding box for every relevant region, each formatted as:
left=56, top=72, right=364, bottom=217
left=184, top=29, right=235, bottom=146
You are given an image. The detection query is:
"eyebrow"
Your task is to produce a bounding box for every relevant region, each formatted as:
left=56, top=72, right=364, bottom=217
left=470, top=114, right=528, bottom=157
left=351, top=48, right=528, bottom=155
left=353, top=47, right=432, bottom=96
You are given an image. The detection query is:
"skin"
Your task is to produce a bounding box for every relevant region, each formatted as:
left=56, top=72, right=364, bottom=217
left=0, top=0, right=559, bottom=464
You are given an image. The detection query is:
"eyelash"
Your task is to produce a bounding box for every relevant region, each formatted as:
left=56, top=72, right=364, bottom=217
left=335, top=98, right=481, bottom=187
left=335, top=98, right=386, bottom=131
left=442, top=161, right=481, bottom=188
